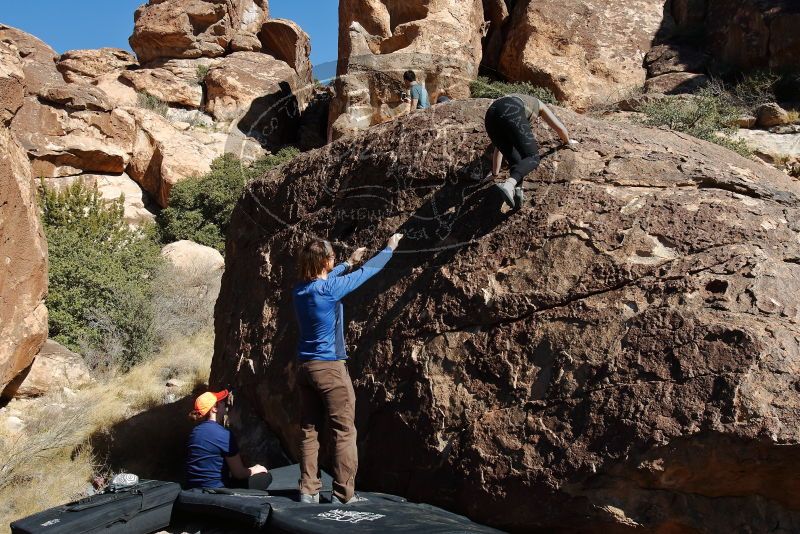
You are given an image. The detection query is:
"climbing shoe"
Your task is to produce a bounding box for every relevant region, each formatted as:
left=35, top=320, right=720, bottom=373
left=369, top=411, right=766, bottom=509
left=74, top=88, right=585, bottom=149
left=494, top=178, right=516, bottom=208
left=331, top=493, right=369, bottom=505
left=300, top=493, right=320, bottom=504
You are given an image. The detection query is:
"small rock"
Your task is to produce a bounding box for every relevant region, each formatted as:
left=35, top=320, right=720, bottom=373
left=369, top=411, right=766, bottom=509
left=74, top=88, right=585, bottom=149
left=768, top=124, right=800, bottom=135
left=644, top=72, right=708, bottom=95
left=5, top=416, right=24, bottom=433
left=166, top=379, right=185, bottom=388
left=756, top=103, right=790, bottom=128
left=62, top=387, right=77, bottom=399
left=734, top=115, right=757, bottom=129
left=164, top=393, right=177, bottom=404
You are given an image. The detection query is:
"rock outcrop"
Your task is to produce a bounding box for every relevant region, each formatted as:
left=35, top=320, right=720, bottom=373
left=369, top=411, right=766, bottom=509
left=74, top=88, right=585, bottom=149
left=14, top=340, right=93, bottom=398
left=329, top=0, right=485, bottom=140
left=489, top=0, right=665, bottom=110
left=56, top=48, right=138, bottom=84
left=213, top=99, right=800, bottom=532
left=670, top=0, right=800, bottom=71
left=126, top=107, right=216, bottom=207
left=258, top=19, right=312, bottom=89
left=0, top=127, right=48, bottom=401
left=129, top=0, right=269, bottom=65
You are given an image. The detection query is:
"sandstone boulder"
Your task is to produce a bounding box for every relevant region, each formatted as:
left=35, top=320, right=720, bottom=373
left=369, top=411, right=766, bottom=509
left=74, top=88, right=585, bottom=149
left=162, top=240, right=225, bottom=275
left=0, top=24, right=63, bottom=98
left=204, top=52, right=302, bottom=145
left=734, top=129, right=800, bottom=169
left=158, top=241, right=225, bottom=336
left=495, top=0, right=665, bottom=110
left=57, top=48, right=138, bottom=84
left=129, top=0, right=269, bottom=65
left=0, top=127, right=48, bottom=400
left=44, top=173, right=157, bottom=226
left=756, top=102, right=791, bottom=128
left=126, top=107, right=216, bottom=207
left=644, top=44, right=709, bottom=78
left=644, top=72, right=709, bottom=95
left=11, top=98, right=135, bottom=177
left=329, top=0, right=485, bottom=139
left=14, top=340, right=93, bottom=398
left=258, top=19, right=313, bottom=87
left=120, top=68, right=204, bottom=109
left=0, top=40, right=25, bottom=125
left=213, top=99, right=800, bottom=532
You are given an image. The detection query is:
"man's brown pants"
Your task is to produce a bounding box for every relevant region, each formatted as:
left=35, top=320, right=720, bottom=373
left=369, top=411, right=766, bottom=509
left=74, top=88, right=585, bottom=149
left=297, top=359, right=357, bottom=502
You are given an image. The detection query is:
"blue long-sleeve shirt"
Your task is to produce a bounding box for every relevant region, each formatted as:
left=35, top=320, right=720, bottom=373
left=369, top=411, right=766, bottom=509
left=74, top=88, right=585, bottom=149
left=293, top=248, right=394, bottom=361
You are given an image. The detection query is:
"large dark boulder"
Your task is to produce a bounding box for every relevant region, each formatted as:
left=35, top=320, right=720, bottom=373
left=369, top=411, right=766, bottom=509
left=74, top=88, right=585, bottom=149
left=212, top=99, right=800, bottom=532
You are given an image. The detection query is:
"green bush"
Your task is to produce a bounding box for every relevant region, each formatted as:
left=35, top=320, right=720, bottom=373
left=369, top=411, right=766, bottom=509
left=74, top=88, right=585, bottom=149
left=41, top=181, right=162, bottom=371
left=638, top=87, right=751, bottom=157
left=470, top=76, right=558, bottom=105
left=157, top=147, right=299, bottom=252
left=137, top=91, right=169, bottom=116
left=196, top=64, right=210, bottom=84
left=728, top=71, right=779, bottom=110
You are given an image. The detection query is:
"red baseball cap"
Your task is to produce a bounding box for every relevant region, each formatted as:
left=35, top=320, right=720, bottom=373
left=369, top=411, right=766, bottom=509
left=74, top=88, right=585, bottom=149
left=193, top=390, right=229, bottom=416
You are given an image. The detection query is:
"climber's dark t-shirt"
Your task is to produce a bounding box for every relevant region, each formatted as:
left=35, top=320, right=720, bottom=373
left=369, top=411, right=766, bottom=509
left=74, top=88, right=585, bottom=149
left=185, top=420, right=239, bottom=489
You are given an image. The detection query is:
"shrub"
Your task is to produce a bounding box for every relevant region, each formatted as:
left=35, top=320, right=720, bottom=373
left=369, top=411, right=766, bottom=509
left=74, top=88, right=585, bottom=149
left=470, top=76, right=558, bottom=105
left=196, top=64, right=210, bottom=84
left=157, top=147, right=299, bottom=251
left=728, top=71, right=779, bottom=110
left=137, top=91, right=169, bottom=116
left=41, top=181, right=163, bottom=370
left=638, top=88, right=751, bottom=157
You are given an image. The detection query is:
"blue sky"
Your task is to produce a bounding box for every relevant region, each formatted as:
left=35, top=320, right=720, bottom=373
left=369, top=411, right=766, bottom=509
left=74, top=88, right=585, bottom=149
left=0, top=1, right=338, bottom=78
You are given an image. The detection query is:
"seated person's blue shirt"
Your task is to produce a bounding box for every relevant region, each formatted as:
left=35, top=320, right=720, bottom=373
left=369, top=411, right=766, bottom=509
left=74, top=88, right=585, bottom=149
left=185, top=420, right=239, bottom=489
left=410, top=83, right=430, bottom=109
left=294, top=248, right=394, bottom=361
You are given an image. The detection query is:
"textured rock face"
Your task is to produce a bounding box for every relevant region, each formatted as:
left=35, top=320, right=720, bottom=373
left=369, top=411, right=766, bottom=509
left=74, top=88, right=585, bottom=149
left=14, top=340, right=93, bottom=399
left=126, top=107, right=216, bottom=207
left=494, top=0, right=665, bottom=110
left=671, top=0, right=800, bottom=71
left=329, top=0, right=485, bottom=139
left=0, top=127, right=48, bottom=401
left=120, top=67, right=204, bottom=108
left=204, top=52, right=302, bottom=145
left=258, top=19, right=313, bottom=89
left=56, top=48, right=138, bottom=84
left=10, top=97, right=134, bottom=178
left=129, top=0, right=269, bottom=65
left=0, top=24, right=63, bottom=98
left=0, top=40, right=25, bottom=125
left=213, top=100, right=800, bottom=532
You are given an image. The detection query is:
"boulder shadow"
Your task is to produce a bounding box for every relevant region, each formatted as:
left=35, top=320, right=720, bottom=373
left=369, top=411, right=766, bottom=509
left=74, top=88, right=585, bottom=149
left=237, top=81, right=301, bottom=150
left=89, top=387, right=205, bottom=483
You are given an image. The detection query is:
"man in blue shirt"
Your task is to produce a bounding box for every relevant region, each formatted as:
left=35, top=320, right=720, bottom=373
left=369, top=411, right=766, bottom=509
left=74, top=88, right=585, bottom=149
left=403, top=70, right=430, bottom=112
left=293, top=233, right=403, bottom=505
left=185, top=390, right=268, bottom=489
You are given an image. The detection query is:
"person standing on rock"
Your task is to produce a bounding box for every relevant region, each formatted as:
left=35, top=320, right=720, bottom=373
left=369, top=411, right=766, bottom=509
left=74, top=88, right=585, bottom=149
left=403, top=70, right=430, bottom=113
left=486, top=93, right=578, bottom=209
left=293, top=233, right=404, bottom=505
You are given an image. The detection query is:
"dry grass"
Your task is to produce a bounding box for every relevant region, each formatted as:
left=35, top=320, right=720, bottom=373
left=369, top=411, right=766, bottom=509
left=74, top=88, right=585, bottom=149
left=0, top=330, right=213, bottom=532
left=787, top=110, right=800, bottom=124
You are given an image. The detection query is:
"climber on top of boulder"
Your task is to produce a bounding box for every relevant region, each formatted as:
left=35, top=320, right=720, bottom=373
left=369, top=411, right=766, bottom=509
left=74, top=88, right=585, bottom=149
left=293, top=233, right=404, bottom=506
left=486, top=93, right=578, bottom=209
left=402, top=70, right=430, bottom=113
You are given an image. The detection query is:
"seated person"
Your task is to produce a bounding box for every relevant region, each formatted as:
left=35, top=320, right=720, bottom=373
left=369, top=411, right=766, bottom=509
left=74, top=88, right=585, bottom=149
left=185, top=389, right=268, bottom=489
left=403, top=70, right=430, bottom=112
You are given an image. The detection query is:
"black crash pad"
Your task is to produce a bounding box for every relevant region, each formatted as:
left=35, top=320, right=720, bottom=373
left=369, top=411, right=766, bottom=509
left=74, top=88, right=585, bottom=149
left=10, top=480, right=180, bottom=534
